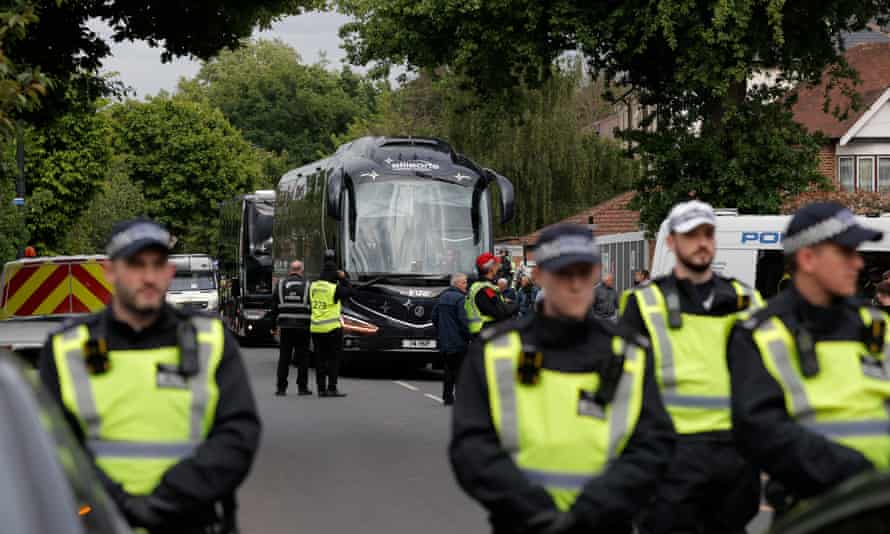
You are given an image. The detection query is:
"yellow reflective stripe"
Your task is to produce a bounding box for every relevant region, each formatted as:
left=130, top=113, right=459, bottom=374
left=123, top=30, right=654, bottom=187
left=191, top=317, right=219, bottom=441
left=731, top=280, right=763, bottom=309
left=661, top=393, right=730, bottom=408
left=311, top=318, right=341, bottom=325
left=757, top=319, right=815, bottom=423
left=57, top=326, right=102, bottom=440
left=88, top=440, right=198, bottom=458
left=608, top=340, right=640, bottom=459
left=488, top=332, right=521, bottom=454
left=638, top=286, right=677, bottom=392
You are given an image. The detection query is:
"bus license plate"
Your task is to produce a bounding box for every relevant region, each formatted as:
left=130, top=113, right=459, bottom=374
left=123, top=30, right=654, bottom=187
left=402, top=339, right=436, bottom=349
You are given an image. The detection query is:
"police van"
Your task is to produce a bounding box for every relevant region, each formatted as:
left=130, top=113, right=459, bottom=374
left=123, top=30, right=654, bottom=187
left=167, top=254, right=219, bottom=312
left=650, top=210, right=890, bottom=300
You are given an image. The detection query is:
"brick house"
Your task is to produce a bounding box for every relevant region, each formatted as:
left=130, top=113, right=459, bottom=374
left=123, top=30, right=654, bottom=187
left=793, top=42, right=890, bottom=192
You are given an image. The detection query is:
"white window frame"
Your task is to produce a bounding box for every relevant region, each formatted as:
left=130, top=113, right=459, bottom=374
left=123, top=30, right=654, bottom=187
left=858, top=156, right=876, bottom=192
left=880, top=157, right=890, bottom=193
left=838, top=156, right=855, bottom=191
left=837, top=155, right=890, bottom=192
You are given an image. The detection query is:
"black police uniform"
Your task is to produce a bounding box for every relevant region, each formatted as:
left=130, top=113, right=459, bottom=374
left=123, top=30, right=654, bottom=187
left=729, top=287, right=876, bottom=510
left=272, top=274, right=312, bottom=395
left=451, top=313, right=675, bottom=533
left=39, top=303, right=261, bottom=533
left=620, top=274, right=761, bottom=533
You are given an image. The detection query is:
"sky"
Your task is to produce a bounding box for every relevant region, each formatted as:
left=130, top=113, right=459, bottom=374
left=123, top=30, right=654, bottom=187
left=92, top=11, right=356, bottom=98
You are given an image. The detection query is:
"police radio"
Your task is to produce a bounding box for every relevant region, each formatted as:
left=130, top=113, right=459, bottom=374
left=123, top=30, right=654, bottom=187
left=83, top=338, right=110, bottom=375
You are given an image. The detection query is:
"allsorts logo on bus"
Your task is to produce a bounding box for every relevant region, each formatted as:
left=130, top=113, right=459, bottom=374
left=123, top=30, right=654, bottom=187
left=740, top=231, right=785, bottom=245
left=0, top=259, right=112, bottom=318
left=390, top=160, right=440, bottom=171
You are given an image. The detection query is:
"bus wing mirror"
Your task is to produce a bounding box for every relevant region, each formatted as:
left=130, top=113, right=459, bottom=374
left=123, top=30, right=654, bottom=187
left=485, top=169, right=515, bottom=224
left=326, top=173, right=344, bottom=221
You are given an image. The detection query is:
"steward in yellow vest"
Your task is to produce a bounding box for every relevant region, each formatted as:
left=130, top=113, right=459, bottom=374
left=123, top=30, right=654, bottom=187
left=39, top=219, right=260, bottom=533
left=729, top=201, right=888, bottom=516
left=619, top=200, right=763, bottom=534
left=450, top=224, right=674, bottom=534
left=309, top=259, right=355, bottom=397
left=466, top=252, right=518, bottom=335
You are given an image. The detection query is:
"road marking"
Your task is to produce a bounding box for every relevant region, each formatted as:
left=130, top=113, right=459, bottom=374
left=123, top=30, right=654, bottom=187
left=393, top=381, right=419, bottom=391
left=425, top=393, right=444, bottom=403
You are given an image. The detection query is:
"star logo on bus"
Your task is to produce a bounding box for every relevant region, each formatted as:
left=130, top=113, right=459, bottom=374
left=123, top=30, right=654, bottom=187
left=454, top=173, right=471, bottom=182
left=360, top=170, right=379, bottom=181
left=384, top=158, right=394, bottom=164
left=403, top=299, right=413, bottom=309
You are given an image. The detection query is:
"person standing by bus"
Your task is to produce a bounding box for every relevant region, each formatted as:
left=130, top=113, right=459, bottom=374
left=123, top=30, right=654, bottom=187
left=466, top=253, right=518, bottom=336
left=272, top=260, right=312, bottom=396
left=432, top=273, right=471, bottom=405
left=310, top=255, right=355, bottom=398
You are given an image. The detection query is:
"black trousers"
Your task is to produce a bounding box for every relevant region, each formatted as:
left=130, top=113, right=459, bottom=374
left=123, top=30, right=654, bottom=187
left=441, top=350, right=466, bottom=399
left=277, top=328, right=310, bottom=392
left=312, top=328, right=343, bottom=391
left=638, top=433, right=761, bottom=534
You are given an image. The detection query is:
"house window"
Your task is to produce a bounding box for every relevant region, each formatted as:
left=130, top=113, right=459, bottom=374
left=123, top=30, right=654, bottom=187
left=880, top=158, right=890, bottom=193
left=839, top=157, right=855, bottom=191
left=859, top=157, right=875, bottom=192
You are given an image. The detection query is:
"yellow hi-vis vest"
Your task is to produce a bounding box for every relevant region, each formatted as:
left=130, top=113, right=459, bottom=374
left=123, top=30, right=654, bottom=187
left=752, top=308, right=890, bottom=469
left=310, top=280, right=341, bottom=334
left=466, top=280, right=500, bottom=334
left=52, top=316, right=224, bottom=495
left=483, top=331, right=646, bottom=510
left=621, top=279, right=763, bottom=434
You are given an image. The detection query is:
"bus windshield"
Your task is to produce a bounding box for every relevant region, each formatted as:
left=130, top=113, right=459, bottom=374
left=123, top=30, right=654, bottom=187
left=345, top=178, right=489, bottom=276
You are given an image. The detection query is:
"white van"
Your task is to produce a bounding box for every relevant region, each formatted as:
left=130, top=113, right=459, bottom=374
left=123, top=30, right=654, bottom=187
left=650, top=210, right=890, bottom=300
left=167, top=254, right=219, bottom=312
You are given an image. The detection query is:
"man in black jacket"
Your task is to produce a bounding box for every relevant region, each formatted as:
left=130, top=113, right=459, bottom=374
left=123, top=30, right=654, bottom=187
left=729, top=202, right=890, bottom=515
left=271, top=260, right=312, bottom=396
left=451, top=224, right=675, bottom=534
left=39, top=219, right=260, bottom=533
left=432, top=273, right=471, bottom=405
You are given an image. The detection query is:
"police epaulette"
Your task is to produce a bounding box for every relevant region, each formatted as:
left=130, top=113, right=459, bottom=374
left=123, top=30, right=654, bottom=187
left=738, top=306, right=773, bottom=331
left=49, top=313, right=100, bottom=337
left=479, top=315, right=532, bottom=342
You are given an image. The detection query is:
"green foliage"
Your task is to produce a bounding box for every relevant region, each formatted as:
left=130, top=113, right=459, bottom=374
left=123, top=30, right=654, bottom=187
left=61, top=157, right=146, bottom=255
left=627, top=87, right=828, bottom=233
left=108, top=96, right=263, bottom=253
left=0, top=1, right=49, bottom=135
left=345, top=65, right=641, bottom=236
left=22, top=101, right=114, bottom=253
left=339, top=0, right=890, bottom=229
left=0, top=173, right=29, bottom=264
left=177, top=39, right=381, bottom=169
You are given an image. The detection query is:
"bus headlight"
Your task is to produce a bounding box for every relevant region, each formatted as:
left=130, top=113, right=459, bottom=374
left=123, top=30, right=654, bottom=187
left=243, top=309, right=266, bottom=321
left=342, top=314, right=379, bottom=335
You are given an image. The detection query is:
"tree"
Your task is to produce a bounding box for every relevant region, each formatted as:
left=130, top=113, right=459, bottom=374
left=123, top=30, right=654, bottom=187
left=0, top=1, right=49, bottom=136
left=108, top=96, right=264, bottom=252
left=0, top=173, right=29, bottom=264
left=178, top=39, right=380, bottom=168
left=7, top=0, right=325, bottom=123
left=339, top=0, right=889, bottom=228
left=61, top=157, right=146, bottom=255
left=343, top=64, right=640, bottom=236
left=21, top=100, right=114, bottom=253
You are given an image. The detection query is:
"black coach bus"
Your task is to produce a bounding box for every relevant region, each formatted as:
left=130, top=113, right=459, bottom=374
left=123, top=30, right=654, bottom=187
left=218, top=190, right=276, bottom=341
left=273, top=136, right=514, bottom=366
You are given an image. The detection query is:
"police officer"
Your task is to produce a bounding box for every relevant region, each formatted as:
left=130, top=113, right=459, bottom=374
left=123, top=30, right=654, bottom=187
left=39, top=219, right=261, bottom=533
left=728, top=202, right=889, bottom=514
left=619, top=201, right=763, bottom=534
left=451, top=224, right=675, bottom=533
left=310, top=255, right=354, bottom=398
left=272, top=260, right=312, bottom=396
left=466, top=252, right=518, bottom=336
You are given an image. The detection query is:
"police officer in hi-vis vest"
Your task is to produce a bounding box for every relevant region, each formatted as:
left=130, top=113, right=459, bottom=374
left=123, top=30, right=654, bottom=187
left=619, top=200, right=763, bottom=534
left=450, top=224, right=675, bottom=534
left=729, top=202, right=890, bottom=515
left=309, top=254, right=354, bottom=397
left=39, top=219, right=261, bottom=533
left=465, top=252, right=518, bottom=336
left=272, top=259, right=312, bottom=396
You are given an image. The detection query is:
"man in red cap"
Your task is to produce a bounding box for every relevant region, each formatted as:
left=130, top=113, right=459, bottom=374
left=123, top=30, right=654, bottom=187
left=465, top=252, right=518, bottom=336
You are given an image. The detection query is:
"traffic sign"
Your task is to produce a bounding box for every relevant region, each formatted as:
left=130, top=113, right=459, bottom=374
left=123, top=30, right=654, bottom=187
left=12, top=197, right=24, bottom=206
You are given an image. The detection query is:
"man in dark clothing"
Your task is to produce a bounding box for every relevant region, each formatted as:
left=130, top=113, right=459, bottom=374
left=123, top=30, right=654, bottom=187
left=875, top=280, right=890, bottom=313
left=593, top=273, right=619, bottom=321
left=451, top=224, right=675, bottom=534
left=516, top=275, right=539, bottom=318
left=620, top=200, right=762, bottom=534
left=466, top=252, right=519, bottom=336
left=499, top=278, right=517, bottom=304
left=729, top=202, right=889, bottom=517
left=271, top=260, right=312, bottom=396
left=497, top=250, right=514, bottom=281
left=39, top=219, right=260, bottom=533
left=432, top=273, right=471, bottom=405
left=310, top=259, right=355, bottom=397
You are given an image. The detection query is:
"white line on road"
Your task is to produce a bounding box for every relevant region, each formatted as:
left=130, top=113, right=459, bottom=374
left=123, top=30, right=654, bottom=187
left=393, top=381, right=419, bottom=391
left=425, top=393, right=444, bottom=403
